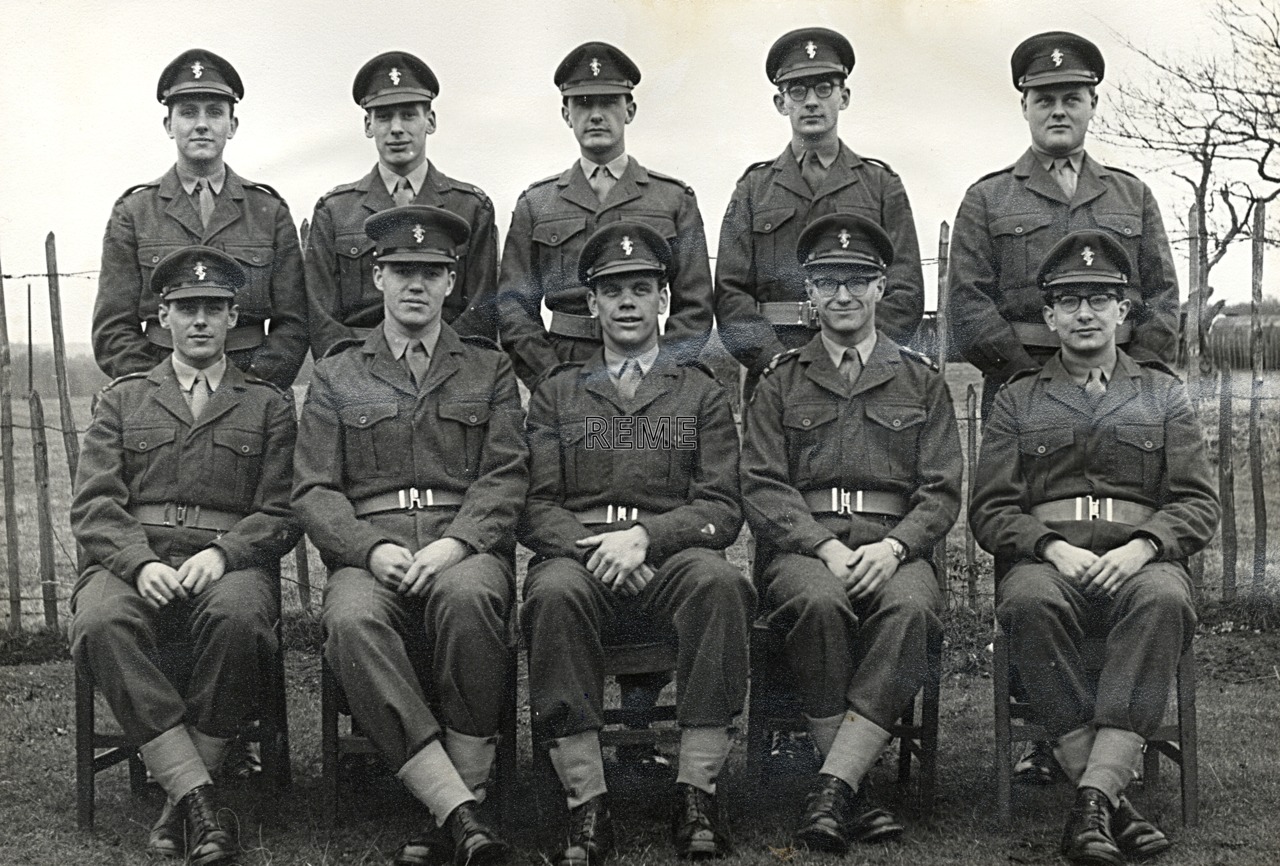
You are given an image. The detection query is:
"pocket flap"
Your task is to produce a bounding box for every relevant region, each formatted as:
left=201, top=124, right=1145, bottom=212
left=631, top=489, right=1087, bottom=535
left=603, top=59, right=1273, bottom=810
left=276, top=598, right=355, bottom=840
left=439, top=402, right=490, bottom=426
left=1115, top=424, right=1163, bottom=452
left=990, top=213, right=1054, bottom=238
left=1019, top=426, right=1074, bottom=457
left=137, top=244, right=181, bottom=268
left=753, top=207, right=797, bottom=235
left=212, top=428, right=264, bottom=456
left=866, top=403, right=927, bottom=431
left=629, top=214, right=678, bottom=239
left=123, top=427, right=176, bottom=453
left=339, top=403, right=397, bottom=428
left=532, top=218, right=589, bottom=247
left=783, top=403, right=838, bottom=431
left=1095, top=212, right=1143, bottom=239
left=227, top=246, right=275, bottom=268
left=336, top=234, right=375, bottom=259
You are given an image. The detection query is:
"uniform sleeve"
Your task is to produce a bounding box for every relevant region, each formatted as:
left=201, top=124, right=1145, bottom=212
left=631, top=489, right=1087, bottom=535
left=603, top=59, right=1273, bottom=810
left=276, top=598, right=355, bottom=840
left=303, top=198, right=350, bottom=360
left=94, top=199, right=156, bottom=379
left=660, top=186, right=714, bottom=364
left=968, top=384, right=1051, bottom=561
left=885, top=369, right=962, bottom=556
left=740, top=370, right=838, bottom=553
left=70, top=389, right=162, bottom=582
left=518, top=376, right=598, bottom=562
left=637, top=379, right=743, bottom=562
left=713, top=177, right=787, bottom=375
left=211, top=389, right=303, bottom=569
left=1129, top=186, right=1181, bottom=365
left=496, top=194, right=561, bottom=386
left=448, top=194, right=501, bottom=341
left=443, top=353, right=529, bottom=553
left=946, top=185, right=1040, bottom=378
left=248, top=198, right=309, bottom=389
left=875, top=173, right=926, bottom=345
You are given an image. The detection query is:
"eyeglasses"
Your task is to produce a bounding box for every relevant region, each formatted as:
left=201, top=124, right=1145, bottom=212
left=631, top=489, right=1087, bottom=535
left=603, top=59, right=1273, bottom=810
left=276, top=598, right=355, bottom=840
left=1051, top=293, right=1121, bottom=313
left=782, top=80, right=837, bottom=101
left=807, top=276, right=878, bottom=298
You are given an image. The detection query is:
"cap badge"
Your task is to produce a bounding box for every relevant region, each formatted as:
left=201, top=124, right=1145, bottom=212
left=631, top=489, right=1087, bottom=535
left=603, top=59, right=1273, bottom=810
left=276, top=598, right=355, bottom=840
left=191, top=60, right=204, bottom=79
left=412, top=224, right=425, bottom=244
left=1082, top=246, right=1095, bottom=266
left=194, top=262, right=207, bottom=280
left=805, top=41, right=817, bottom=59
left=389, top=67, right=401, bottom=85
left=838, top=229, right=851, bottom=249
left=1051, top=48, right=1063, bottom=67
left=621, top=236, right=633, bottom=256
left=590, top=58, right=601, bottom=76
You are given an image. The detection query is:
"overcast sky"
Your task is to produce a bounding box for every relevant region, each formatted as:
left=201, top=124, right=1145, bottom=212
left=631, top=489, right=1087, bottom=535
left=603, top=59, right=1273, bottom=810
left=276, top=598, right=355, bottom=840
left=0, top=0, right=1260, bottom=350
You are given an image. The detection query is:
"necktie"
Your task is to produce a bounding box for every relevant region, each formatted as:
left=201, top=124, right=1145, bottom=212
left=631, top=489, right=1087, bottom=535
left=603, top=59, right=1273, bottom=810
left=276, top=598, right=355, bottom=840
left=801, top=150, right=828, bottom=195
left=617, top=359, right=642, bottom=400
left=195, top=179, right=215, bottom=229
left=1084, top=368, right=1106, bottom=402
left=189, top=371, right=210, bottom=420
left=1053, top=158, right=1077, bottom=200
left=406, top=342, right=430, bottom=388
left=837, top=349, right=862, bottom=385
left=393, top=177, right=414, bottom=206
left=590, top=164, right=616, bottom=203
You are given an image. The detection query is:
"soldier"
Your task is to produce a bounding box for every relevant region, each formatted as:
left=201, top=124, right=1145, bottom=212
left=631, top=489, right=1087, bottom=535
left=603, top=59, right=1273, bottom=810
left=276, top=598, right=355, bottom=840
left=741, top=214, right=961, bottom=852
left=497, top=41, right=714, bottom=387
left=715, top=27, right=925, bottom=397
left=947, top=31, right=1180, bottom=421
left=70, top=246, right=301, bottom=865
left=305, top=51, right=499, bottom=356
left=293, top=205, right=526, bottom=866
left=95, top=49, right=309, bottom=391
left=970, top=231, right=1219, bottom=866
left=521, top=222, right=752, bottom=863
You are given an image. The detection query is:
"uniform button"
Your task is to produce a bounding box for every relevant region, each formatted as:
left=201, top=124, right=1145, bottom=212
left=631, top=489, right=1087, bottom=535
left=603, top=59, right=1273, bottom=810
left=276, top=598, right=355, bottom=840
left=764, top=222, right=772, bottom=230
left=358, top=414, right=368, bottom=424
left=350, top=246, right=359, bottom=255
left=1144, top=440, right=1154, bottom=449
left=1014, top=226, right=1024, bottom=234
left=1036, top=445, right=1046, bottom=454
left=550, top=234, right=559, bottom=242
left=251, top=254, right=261, bottom=263
left=468, top=414, right=478, bottom=423
left=1124, top=227, right=1134, bottom=235
left=138, top=440, right=148, bottom=449
left=801, top=418, right=812, bottom=428
left=151, top=255, right=160, bottom=263
left=892, top=419, right=902, bottom=428
left=241, top=445, right=251, bottom=453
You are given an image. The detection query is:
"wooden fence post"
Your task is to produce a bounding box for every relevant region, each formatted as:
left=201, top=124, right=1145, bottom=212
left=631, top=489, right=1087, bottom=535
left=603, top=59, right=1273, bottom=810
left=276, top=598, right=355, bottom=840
left=934, top=221, right=951, bottom=598
left=294, top=541, right=311, bottom=611
left=45, top=232, right=79, bottom=482
left=965, top=383, right=978, bottom=611
left=1218, top=369, right=1236, bottom=600
left=0, top=242, right=22, bottom=633
left=1250, top=203, right=1268, bottom=590
left=28, top=392, right=58, bottom=629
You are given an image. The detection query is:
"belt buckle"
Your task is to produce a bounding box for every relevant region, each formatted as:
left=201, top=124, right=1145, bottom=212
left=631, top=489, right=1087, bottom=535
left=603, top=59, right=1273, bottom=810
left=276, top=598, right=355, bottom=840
left=398, top=488, right=434, bottom=511
left=166, top=503, right=188, bottom=527
left=804, top=301, right=820, bottom=329
left=606, top=504, right=637, bottom=523
left=1083, top=496, right=1102, bottom=521
left=833, top=488, right=858, bottom=516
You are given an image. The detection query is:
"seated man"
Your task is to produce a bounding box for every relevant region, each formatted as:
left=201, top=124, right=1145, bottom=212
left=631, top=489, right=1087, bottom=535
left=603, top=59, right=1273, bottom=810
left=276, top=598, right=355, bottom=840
left=741, top=214, right=961, bottom=852
left=70, top=246, right=300, bottom=865
left=970, top=231, right=1219, bottom=866
left=293, top=205, right=527, bottom=866
left=521, top=222, right=752, bottom=863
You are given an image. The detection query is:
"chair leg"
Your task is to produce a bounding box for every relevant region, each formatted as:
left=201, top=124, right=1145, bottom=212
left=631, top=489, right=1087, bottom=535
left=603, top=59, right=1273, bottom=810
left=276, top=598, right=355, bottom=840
left=919, top=629, right=942, bottom=816
left=75, top=657, right=96, bottom=831
left=497, top=648, right=519, bottom=830
left=993, top=624, right=1013, bottom=827
left=1178, top=648, right=1199, bottom=827
left=745, top=672, right=769, bottom=788
left=321, top=655, right=340, bottom=828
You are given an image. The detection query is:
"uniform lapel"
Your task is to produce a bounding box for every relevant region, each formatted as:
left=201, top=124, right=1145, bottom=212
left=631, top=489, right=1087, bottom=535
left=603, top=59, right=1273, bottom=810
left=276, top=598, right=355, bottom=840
left=771, top=148, right=814, bottom=202
left=1016, top=149, right=1072, bottom=206
left=201, top=167, right=245, bottom=243
left=799, top=336, right=847, bottom=398
left=419, top=326, right=463, bottom=397
left=1040, top=355, right=1094, bottom=417
left=188, top=363, right=245, bottom=435
left=599, top=158, right=645, bottom=213
left=814, top=143, right=861, bottom=201
left=847, top=335, right=897, bottom=400
left=360, top=166, right=395, bottom=216
left=1071, top=155, right=1108, bottom=212
left=557, top=163, right=602, bottom=213
left=1092, top=352, right=1142, bottom=419
left=418, top=162, right=449, bottom=207
left=147, top=363, right=197, bottom=425
left=582, top=351, right=630, bottom=413
left=159, top=168, right=205, bottom=241
left=626, top=349, right=675, bottom=414
left=364, top=329, right=418, bottom=397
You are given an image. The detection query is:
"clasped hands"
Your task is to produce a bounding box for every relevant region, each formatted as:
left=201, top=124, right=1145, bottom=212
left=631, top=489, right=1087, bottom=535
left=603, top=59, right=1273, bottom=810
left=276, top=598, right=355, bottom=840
left=816, top=538, right=901, bottom=601
left=369, top=538, right=471, bottom=596
left=136, top=547, right=227, bottom=609
left=576, top=525, right=654, bottom=597
left=1042, top=538, right=1155, bottom=596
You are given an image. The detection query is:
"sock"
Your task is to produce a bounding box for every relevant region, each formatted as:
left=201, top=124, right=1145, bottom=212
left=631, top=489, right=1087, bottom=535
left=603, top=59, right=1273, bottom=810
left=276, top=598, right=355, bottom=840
left=187, top=727, right=231, bottom=778
left=547, top=731, right=607, bottom=809
left=140, top=725, right=213, bottom=804
left=1053, top=725, right=1096, bottom=785
left=805, top=713, right=844, bottom=760
left=674, top=726, right=732, bottom=794
left=397, top=739, right=475, bottom=827
left=444, top=729, right=497, bottom=804
left=818, top=711, right=891, bottom=791
left=1079, top=727, right=1145, bottom=808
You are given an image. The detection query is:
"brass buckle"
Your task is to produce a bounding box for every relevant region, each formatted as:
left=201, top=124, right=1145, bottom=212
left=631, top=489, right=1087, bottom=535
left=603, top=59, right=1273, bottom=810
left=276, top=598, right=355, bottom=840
left=805, top=301, right=820, bottom=329
left=831, top=488, right=863, bottom=516
left=397, top=488, right=435, bottom=511
left=606, top=504, right=638, bottom=523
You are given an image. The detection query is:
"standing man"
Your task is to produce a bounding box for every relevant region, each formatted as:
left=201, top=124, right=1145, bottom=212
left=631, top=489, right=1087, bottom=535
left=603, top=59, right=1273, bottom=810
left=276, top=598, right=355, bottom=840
left=716, top=27, right=925, bottom=397
left=294, top=205, right=526, bottom=866
left=521, top=223, right=752, bottom=863
left=95, top=49, right=309, bottom=391
left=741, top=214, right=960, bottom=853
left=305, top=51, right=499, bottom=357
left=970, top=231, right=1218, bottom=866
left=947, top=31, right=1180, bottom=420
left=71, top=246, right=300, bottom=865
left=497, top=42, right=714, bottom=386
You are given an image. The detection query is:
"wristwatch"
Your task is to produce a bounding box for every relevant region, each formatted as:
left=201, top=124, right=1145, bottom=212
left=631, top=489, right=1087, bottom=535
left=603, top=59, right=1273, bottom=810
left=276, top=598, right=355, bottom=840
left=884, top=537, right=908, bottom=562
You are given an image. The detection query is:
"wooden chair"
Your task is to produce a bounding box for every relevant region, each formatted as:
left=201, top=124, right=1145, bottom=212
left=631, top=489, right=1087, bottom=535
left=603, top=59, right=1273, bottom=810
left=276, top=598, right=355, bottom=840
left=992, top=624, right=1198, bottom=826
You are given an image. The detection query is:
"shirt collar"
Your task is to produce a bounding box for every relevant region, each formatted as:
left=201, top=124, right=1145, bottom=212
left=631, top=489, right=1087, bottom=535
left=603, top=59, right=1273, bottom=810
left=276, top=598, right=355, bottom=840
left=175, top=163, right=226, bottom=196
left=820, top=330, right=878, bottom=370
left=171, top=354, right=227, bottom=392
left=1058, top=348, right=1117, bottom=386
left=1032, top=146, right=1084, bottom=174
left=791, top=139, right=840, bottom=169
left=381, top=319, right=441, bottom=361
left=603, top=343, right=659, bottom=379
left=580, top=152, right=629, bottom=182
left=378, top=160, right=431, bottom=199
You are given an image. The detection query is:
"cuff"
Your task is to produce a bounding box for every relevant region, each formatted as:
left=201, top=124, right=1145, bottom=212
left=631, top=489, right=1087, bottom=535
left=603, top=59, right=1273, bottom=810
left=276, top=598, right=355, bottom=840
left=1034, top=532, right=1065, bottom=562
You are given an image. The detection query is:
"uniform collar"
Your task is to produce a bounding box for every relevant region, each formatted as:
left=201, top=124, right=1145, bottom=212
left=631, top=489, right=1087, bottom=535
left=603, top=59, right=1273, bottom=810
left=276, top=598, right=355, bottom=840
left=381, top=318, right=442, bottom=360
left=1030, top=145, right=1085, bottom=174
left=603, top=342, right=659, bottom=378
left=1057, top=345, right=1118, bottom=385
left=580, top=152, right=630, bottom=181
left=170, top=353, right=227, bottom=392
left=820, top=329, right=877, bottom=368
left=378, top=159, right=432, bottom=198
left=174, top=162, right=226, bottom=196
left=790, top=139, right=840, bottom=169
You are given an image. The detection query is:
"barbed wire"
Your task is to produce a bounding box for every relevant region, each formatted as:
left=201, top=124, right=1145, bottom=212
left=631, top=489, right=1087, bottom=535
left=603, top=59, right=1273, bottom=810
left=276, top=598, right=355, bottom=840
left=0, top=271, right=98, bottom=280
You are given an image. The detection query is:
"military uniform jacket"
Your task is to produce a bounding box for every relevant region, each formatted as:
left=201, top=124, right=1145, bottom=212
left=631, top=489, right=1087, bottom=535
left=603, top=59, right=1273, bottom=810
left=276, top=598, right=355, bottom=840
left=947, top=150, right=1180, bottom=379
left=292, top=326, right=527, bottom=571
left=715, top=142, right=925, bottom=374
left=497, top=158, right=714, bottom=383
left=969, top=352, right=1219, bottom=565
left=304, top=163, right=499, bottom=355
left=70, top=361, right=301, bottom=593
left=95, top=165, right=309, bottom=390
left=741, top=333, right=961, bottom=558
left=521, top=350, right=742, bottom=566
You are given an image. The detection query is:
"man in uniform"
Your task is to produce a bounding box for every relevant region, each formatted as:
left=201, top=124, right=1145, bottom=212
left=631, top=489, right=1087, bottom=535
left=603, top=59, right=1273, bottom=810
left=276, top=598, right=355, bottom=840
left=305, top=51, right=499, bottom=356
left=95, top=49, right=309, bottom=391
left=970, top=231, right=1219, bottom=866
left=741, top=214, right=961, bottom=852
left=497, top=41, right=714, bottom=386
left=293, top=205, right=526, bottom=866
left=716, top=27, right=925, bottom=397
left=521, top=222, right=752, bottom=863
left=947, top=31, right=1180, bottom=421
left=71, top=246, right=300, bottom=865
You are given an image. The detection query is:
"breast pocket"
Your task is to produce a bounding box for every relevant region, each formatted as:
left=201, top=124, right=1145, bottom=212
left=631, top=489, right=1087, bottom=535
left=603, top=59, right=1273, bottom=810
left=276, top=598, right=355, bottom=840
left=225, top=245, right=275, bottom=318
left=1094, top=212, right=1144, bottom=290
left=436, top=401, right=491, bottom=481
left=532, top=217, right=590, bottom=299
left=1017, top=426, right=1075, bottom=502
left=1111, top=423, right=1164, bottom=490
left=864, top=402, right=928, bottom=480
left=560, top=416, right=613, bottom=494
left=136, top=243, right=185, bottom=316
left=122, top=425, right=178, bottom=490
left=752, top=207, right=801, bottom=299
left=990, top=213, right=1057, bottom=316
left=782, top=402, right=839, bottom=483
left=209, top=427, right=265, bottom=504
left=338, top=402, right=405, bottom=479
left=335, top=233, right=377, bottom=312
